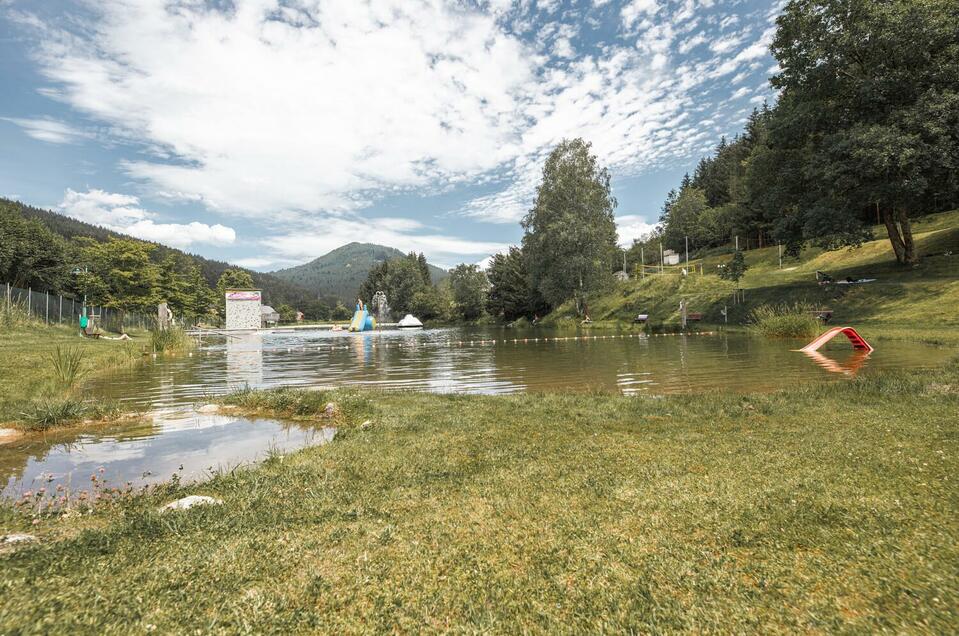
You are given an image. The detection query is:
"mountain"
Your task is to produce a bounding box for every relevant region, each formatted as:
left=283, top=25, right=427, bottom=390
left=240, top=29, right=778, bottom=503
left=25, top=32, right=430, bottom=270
left=271, top=242, right=448, bottom=303
left=3, top=198, right=316, bottom=307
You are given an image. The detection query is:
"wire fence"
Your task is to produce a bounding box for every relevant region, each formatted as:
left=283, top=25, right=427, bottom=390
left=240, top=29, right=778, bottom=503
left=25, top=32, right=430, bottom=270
left=3, top=282, right=153, bottom=331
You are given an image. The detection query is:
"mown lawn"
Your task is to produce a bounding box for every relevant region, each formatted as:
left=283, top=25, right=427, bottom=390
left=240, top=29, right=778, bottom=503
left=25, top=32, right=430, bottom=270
left=1, top=359, right=957, bottom=633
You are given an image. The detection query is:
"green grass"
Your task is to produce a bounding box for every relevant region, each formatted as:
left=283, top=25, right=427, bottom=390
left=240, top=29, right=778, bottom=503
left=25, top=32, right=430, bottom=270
left=16, top=398, right=125, bottom=432
left=1, top=360, right=957, bottom=633
left=0, top=322, right=144, bottom=427
left=544, top=209, right=959, bottom=342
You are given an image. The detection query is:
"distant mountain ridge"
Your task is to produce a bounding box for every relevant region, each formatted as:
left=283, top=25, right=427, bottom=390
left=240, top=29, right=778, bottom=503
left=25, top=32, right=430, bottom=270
left=271, top=242, right=448, bottom=303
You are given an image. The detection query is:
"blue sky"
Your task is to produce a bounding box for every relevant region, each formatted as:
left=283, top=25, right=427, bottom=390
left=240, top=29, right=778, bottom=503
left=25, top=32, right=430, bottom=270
left=0, top=0, right=781, bottom=270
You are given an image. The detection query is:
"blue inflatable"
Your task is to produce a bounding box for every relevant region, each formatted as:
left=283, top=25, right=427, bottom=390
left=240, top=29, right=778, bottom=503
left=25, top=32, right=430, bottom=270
left=348, top=309, right=376, bottom=332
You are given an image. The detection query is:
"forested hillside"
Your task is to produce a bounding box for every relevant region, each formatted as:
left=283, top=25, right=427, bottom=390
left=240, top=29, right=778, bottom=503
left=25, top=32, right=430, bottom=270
left=10, top=199, right=314, bottom=307
left=271, top=242, right=447, bottom=304
left=0, top=198, right=328, bottom=323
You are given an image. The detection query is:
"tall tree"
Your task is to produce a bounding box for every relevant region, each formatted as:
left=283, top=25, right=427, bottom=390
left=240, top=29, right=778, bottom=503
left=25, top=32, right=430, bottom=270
left=448, top=264, right=488, bottom=321
left=182, top=265, right=217, bottom=324
left=486, top=247, right=542, bottom=321
left=770, top=0, right=959, bottom=264
left=521, top=138, right=618, bottom=313
left=0, top=202, right=69, bottom=290
left=78, top=237, right=160, bottom=330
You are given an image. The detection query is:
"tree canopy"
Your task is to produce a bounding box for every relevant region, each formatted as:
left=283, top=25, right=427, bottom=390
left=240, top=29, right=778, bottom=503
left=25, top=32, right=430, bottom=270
left=521, top=138, right=618, bottom=312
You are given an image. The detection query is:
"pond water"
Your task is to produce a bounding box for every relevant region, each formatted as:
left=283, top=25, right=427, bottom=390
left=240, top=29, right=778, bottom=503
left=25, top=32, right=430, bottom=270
left=2, top=326, right=951, bottom=500
left=90, top=326, right=952, bottom=408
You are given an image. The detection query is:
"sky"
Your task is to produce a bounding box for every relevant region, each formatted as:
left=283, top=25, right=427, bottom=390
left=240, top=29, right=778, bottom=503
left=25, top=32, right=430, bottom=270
left=0, top=0, right=783, bottom=271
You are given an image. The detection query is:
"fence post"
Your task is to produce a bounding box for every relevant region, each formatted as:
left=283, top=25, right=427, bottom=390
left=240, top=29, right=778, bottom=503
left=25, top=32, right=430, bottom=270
left=5, top=283, right=9, bottom=312
left=45, top=291, right=49, bottom=323
left=59, top=295, right=63, bottom=323
left=28, top=288, right=31, bottom=317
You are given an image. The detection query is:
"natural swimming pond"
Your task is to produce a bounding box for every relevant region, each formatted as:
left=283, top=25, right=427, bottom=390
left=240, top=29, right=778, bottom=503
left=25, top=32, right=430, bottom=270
left=91, top=326, right=952, bottom=407
left=2, top=327, right=952, bottom=499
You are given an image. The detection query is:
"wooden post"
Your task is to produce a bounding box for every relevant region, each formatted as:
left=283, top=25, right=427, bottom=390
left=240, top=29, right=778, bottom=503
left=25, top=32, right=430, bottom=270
left=660, top=243, right=664, bottom=274
left=27, top=288, right=31, bottom=317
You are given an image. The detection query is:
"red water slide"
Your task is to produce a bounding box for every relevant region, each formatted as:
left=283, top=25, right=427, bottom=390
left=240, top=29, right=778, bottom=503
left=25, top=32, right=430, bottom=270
left=799, top=327, right=874, bottom=353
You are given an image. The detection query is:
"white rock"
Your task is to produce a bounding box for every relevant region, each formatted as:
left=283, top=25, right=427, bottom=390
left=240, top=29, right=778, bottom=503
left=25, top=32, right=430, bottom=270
left=2, top=533, right=36, bottom=544
left=0, top=428, right=22, bottom=444
left=196, top=404, right=219, bottom=414
left=360, top=420, right=373, bottom=430
left=159, top=495, right=223, bottom=512
left=323, top=402, right=338, bottom=418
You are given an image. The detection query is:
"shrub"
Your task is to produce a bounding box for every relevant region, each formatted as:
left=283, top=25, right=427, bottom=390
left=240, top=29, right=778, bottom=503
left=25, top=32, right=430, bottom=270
left=748, top=302, right=821, bottom=338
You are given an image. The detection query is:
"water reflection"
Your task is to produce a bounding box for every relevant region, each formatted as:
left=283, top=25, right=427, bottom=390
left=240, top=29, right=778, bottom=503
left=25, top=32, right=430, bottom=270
left=801, top=349, right=872, bottom=376
left=1, top=410, right=335, bottom=498
left=83, top=327, right=952, bottom=411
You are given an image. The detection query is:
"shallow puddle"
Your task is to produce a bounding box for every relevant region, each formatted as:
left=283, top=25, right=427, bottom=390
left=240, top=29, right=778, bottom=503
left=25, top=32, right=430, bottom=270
left=1, top=410, right=335, bottom=499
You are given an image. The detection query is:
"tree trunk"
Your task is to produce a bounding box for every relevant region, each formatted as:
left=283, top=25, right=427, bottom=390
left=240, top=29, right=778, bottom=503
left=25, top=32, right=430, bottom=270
left=881, top=207, right=917, bottom=265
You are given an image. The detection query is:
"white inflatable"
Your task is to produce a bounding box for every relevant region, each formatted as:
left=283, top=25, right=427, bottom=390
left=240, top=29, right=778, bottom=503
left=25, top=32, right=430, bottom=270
left=397, top=314, right=423, bottom=329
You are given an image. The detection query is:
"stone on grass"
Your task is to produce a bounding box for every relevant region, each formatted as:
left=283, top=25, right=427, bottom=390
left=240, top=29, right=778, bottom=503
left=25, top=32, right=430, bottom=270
left=159, top=495, right=223, bottom=513
left=323, top=402, right=339, bottom=418
left=2, top=533, right=36, bottom=544
left=360, top=420, right=373, bottom=430
left=196, top=404, right=220, bottom=414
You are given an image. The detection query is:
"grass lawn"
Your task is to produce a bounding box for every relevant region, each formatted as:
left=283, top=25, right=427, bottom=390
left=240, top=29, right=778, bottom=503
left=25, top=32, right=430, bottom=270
left=0, top=321, right=146, bottom=426
left=1, top=360, right=957, bottom=633
left=544, top=210, right=959, bottom=343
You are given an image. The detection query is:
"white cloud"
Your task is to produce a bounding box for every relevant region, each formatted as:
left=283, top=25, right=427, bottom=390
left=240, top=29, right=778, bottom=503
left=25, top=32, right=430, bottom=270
left=616, top=214, right=658, bottom=247
left=622, top=0, right=660, bottom=29
left=2, top=117, right=89, bottom=144
left=58, top=189, right=235, bottom=248
left=16, top=0, right=779, bottom=254
left=25, top=0, right=535, bottom=217
left=232, top=257, right=275, bottom=270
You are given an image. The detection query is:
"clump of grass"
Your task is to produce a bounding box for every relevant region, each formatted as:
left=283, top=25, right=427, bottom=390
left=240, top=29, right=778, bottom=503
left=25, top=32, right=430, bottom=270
left=48, top=345, right=85, bottom=388
left=0, top=302, right=37, bottom=329
left=748, top=302, right=822, bottom=338
left=18, top=398, right=123, bottom=431
left=220, top=386, right=375, bottom=421
left=150, top=324, right=194, bottom=353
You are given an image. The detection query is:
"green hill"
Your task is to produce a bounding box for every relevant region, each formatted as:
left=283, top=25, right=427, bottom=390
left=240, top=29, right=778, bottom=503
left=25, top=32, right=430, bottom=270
left=271, top=242, right=448, bottom=303
left=2, top=198, right=315, bottom=308
left=544, top=210, right=959, bottom=342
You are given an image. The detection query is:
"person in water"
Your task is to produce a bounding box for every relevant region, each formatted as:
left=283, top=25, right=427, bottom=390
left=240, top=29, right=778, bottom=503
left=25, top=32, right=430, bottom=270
left=355, top=298, right=365, bottom=312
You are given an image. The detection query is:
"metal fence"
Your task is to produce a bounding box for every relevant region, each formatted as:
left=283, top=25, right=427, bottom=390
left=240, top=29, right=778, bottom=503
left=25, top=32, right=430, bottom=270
left=3, top=282, right=153, bottom=331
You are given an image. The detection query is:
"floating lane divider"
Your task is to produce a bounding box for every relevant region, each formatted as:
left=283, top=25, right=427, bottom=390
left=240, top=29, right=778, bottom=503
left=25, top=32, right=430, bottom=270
left=242, top=331, right=721, bottom=353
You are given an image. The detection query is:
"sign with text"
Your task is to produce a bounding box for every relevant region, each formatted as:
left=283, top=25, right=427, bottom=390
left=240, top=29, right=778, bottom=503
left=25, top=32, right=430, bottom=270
left=225, top=291, right=261, bottom=301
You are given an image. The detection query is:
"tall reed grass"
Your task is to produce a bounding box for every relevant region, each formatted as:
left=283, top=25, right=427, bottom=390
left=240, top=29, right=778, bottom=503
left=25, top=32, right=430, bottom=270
left=150, top=324, right=194, bottom=353
left=48, top=346, right=85, bottom=388
left=0, top=301, right=37, bottom=329
left=748, top=302, right=822, bottom=338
